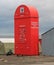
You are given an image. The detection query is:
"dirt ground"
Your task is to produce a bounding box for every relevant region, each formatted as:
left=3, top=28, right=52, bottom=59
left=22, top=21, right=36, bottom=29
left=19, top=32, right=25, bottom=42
left=0, top=55, right=54, bottom=65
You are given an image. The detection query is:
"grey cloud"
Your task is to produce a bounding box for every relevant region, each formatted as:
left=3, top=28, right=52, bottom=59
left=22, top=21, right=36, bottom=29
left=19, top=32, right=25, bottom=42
left=0, top=0, right=54, bottom=35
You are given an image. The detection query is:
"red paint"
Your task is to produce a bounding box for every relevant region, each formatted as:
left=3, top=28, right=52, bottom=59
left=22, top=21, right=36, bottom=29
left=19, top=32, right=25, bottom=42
left=14, top=5, right=39, bottom=55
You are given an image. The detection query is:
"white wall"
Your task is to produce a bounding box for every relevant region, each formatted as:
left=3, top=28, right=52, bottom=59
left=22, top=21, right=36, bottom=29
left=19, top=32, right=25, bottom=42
left=0, top=38, right=14, bottom=43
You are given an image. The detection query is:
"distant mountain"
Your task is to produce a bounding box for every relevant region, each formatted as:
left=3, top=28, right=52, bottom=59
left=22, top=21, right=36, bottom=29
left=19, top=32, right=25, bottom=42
left=0, top=35, right=14, bottom=38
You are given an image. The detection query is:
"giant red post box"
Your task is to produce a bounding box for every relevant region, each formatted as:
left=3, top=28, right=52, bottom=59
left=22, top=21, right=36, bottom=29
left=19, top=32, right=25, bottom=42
left=14, top=5, right=39, bottom=55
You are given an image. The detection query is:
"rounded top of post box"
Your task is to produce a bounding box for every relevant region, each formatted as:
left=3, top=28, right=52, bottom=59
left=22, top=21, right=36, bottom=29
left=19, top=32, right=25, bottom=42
left=14, top=4, right=39, bottom=18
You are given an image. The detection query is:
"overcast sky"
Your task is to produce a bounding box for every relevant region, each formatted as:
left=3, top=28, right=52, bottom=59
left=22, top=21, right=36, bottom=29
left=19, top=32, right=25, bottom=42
left=0, top=0, right=54, bottom=36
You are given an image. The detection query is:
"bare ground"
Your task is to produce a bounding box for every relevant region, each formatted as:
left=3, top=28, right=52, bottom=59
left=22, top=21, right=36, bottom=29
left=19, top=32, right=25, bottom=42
left=0, top=55, right=54, bottom=65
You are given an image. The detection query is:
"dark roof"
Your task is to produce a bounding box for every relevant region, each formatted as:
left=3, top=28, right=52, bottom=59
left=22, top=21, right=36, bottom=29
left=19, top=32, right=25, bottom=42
left=42, top=27, right=54, bottom=35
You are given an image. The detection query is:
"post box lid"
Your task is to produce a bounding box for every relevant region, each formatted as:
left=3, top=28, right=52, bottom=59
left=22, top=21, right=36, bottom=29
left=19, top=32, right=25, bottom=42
left=14, top=5, right=39, bottom=18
